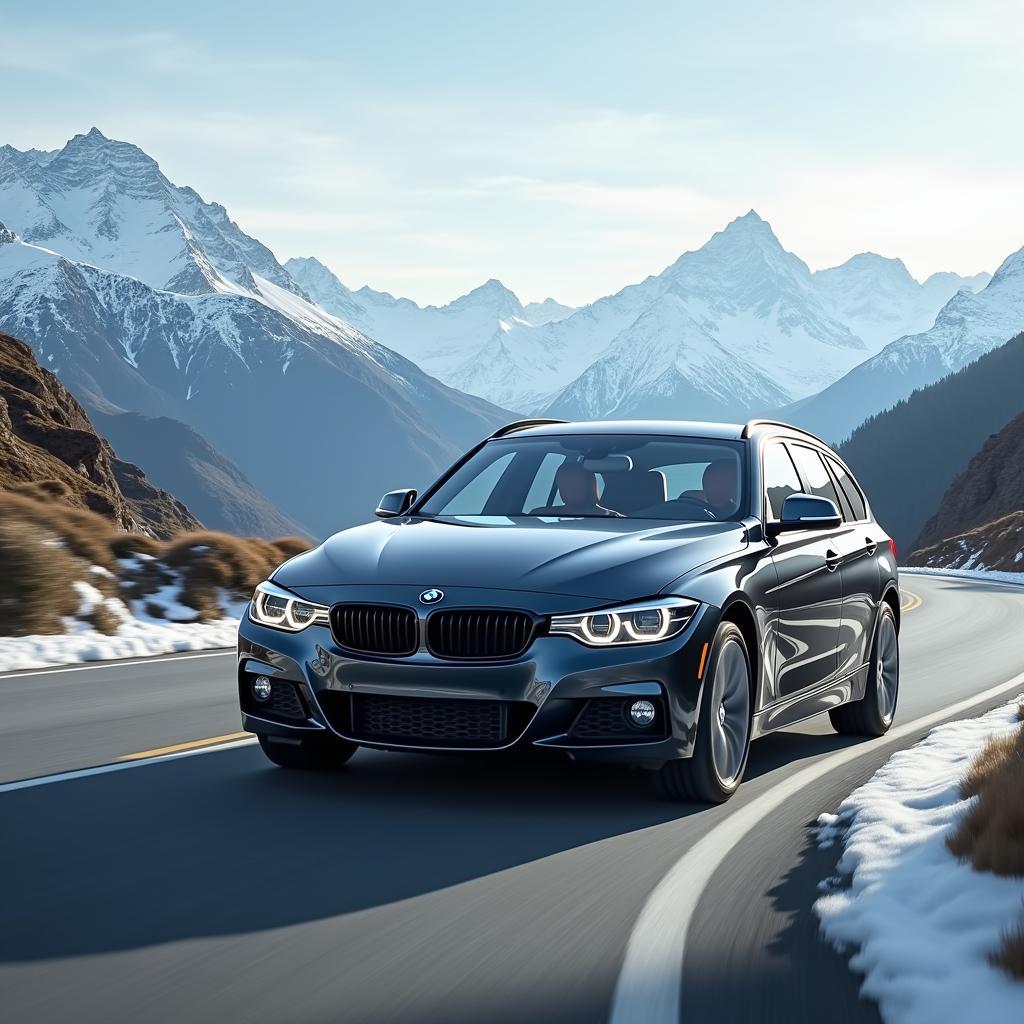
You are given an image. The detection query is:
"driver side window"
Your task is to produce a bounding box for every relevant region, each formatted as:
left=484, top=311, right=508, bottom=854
left=763, top=442, right=801, bottom=520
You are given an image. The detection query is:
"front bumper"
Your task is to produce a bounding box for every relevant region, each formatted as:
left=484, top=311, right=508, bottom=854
left=237, top=590, right=717, bottom=769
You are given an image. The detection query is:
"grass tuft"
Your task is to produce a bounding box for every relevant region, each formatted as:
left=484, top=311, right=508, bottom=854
left=0, top=517, right=83, bottom=635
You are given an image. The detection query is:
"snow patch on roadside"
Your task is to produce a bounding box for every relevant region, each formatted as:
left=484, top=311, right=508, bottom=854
left=815, top=697, right=1024, bottom=1023
left=0, top=570, right=246, bottom=671
left=901, top=566, right=1024, bottom=587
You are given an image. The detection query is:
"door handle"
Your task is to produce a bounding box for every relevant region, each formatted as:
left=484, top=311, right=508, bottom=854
left=826, top=549, right=841, bottom=572
left=864, top=538, right=877, bottom=556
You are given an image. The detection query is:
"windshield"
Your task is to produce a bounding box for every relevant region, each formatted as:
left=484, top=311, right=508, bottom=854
left=418, top=434, right=747, bottom=523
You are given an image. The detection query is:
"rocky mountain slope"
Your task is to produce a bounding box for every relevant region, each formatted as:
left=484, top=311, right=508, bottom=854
left=912, top=409, right=1024, bottom=554
left=92, top=411, right=310, bottom=539
left=836, top=332, right=1024, bottom=555
left=906, top=512, right=1024, bottom=572
left=0, top=132, right=510, bottom=536
left=0, top=331, right=198, bottom=537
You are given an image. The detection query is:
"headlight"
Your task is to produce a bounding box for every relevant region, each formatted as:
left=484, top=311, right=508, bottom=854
left=249, top=580, right=329, bottom=632
left=549, top=597, right=698, bottom=647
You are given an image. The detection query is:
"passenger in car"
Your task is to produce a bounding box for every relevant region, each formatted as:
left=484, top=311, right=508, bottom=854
left=530, top=462, right=623, bottom=517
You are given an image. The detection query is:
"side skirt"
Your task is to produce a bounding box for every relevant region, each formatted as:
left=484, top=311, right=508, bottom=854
left=751, top=663, right=869, bottom=738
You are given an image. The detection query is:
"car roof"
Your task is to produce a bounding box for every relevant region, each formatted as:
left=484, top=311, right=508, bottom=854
left=502, top=419, right=747, bottom=440
left=497, top=418, right=833, bottom=449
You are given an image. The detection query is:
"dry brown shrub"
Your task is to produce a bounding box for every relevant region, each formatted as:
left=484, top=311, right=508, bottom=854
left=85, top=601, right=122, bottom=635
left=948, top=709, right=1024, bottom=979
left=0, top=492, right=301, bottom=627
left=0, top=517, right=83, bottom=635
left=0, top=491, right=120, bottom=568
left=161, top=531, right=286, bottom=619
left=108, top=533, right=163, bottom=560
left=948, top=712, right=1024, bottom=877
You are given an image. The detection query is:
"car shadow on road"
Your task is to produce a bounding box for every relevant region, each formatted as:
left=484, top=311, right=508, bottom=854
left=760, top=817, right=883, bottom=1023
left=745, top=727, right=864, bottom=781
left=1, top=744, right=696, bottom=961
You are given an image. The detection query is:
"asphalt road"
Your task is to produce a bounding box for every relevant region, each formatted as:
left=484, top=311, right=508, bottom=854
left=2, top=573, right=1023, bottom=1024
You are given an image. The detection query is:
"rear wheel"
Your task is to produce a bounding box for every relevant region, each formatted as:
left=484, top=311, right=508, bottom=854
left=257, top=732, right=358, bottom=770
left=829, top=602, right=899, bottom=736
left=656, top=620, right=752, bottom=804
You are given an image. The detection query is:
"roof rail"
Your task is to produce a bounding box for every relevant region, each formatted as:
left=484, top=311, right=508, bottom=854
left=489, top=418, right=569, bottom=439
left=740, top=418, right=827, bottom=443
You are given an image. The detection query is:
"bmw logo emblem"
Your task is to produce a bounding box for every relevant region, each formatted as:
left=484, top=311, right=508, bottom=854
left=419, top=588, right=444, bottom=605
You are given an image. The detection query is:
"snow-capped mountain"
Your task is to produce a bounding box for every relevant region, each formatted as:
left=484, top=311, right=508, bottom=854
left=0, top=128, right=300, bottom=297
left=0, top=129, right=510, bottom=536
left=541, top=211, right=872, bottom=418
left=540, top=293, right=791, bottom=420
left=293, top=211, right=980, bottom=422
left=285, top=257, right=575, bottom=398
left=522, top=297, right=576, bottom=325
left=789, top=245, right=1024, bottom=442
left=813, top=253, right=989, bottom=352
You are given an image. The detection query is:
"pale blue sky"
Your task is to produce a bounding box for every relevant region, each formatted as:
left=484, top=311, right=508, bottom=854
left=2, top=1, right=1022, bottom=304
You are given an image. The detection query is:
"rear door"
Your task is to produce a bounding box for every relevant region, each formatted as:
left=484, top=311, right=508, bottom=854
left=824, top=454, right=881, bottom=676
left=764, top=441, right=843, bottom=698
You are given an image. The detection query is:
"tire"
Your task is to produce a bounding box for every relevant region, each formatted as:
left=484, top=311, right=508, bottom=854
left=829, top=601, right=899, bottom=737
left=656, top=620, right=753, bottom=804
left=257, top=732, right=358, bottom=770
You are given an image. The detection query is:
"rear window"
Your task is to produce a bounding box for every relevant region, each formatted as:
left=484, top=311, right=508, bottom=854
left=827, top=457, right=868, bottom=521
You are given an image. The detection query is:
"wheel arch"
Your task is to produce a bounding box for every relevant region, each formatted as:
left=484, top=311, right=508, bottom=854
left=719, top=596, right=760, bottom=705
left=882, top=582, right=901, bottom=633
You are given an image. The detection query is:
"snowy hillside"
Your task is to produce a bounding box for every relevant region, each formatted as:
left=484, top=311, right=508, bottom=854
left=791, top=245, right=1024, bottom=442
left=0, top=136, right=509, bottom=539
left=813, top=252, right=988, bottom=352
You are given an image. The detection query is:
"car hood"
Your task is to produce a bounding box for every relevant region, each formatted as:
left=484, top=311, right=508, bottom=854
left=274, top=516, right=747, bottom=601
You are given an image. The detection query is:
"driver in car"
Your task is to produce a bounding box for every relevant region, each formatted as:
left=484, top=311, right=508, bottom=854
left=697, top=459, right=738, bottom=518
left=531, top=461, right=623, bottom=517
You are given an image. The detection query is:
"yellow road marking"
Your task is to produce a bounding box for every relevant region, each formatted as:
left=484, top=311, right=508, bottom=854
left=901, top=589, right=923, bottom=613
left=118, top=732, right=249, bottom=761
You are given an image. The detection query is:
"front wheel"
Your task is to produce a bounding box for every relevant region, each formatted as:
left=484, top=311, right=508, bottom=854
left=257, top=732, right=358, bottom=770
left=656, top=620, right=752, bottom=803
left=829, top=602, right=899, bottom=736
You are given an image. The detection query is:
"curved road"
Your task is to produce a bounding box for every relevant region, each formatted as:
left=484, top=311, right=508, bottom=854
left=1, top=573, right=1023, bottom=1024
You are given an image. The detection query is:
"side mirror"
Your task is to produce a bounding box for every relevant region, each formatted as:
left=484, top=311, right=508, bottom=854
left=375, top=488, right=417, bottom=518
left=768, top=493, right=841, bottom=536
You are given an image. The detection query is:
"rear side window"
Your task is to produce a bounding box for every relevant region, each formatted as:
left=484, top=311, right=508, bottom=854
left=790, top=445, right=843, bottom=512
left=762, top=442, right=802, bottom=520
left=827, top=457, right=868, bottom=521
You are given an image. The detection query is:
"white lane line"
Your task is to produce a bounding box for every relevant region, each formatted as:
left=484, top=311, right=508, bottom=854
left=0, top=738, right=257, bottom=793
left=609, top=669, right=1024, bottom=1024
left=0, top=649, right=234, bottom=681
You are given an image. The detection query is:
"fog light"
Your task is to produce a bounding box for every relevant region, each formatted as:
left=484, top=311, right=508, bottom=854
left=629, top=699, right=656, bottom=727
left=251, top=675, right=273, bottom=702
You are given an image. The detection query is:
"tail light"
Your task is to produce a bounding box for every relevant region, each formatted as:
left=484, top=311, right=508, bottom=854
left=889, top=538, right=898, bottom=561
